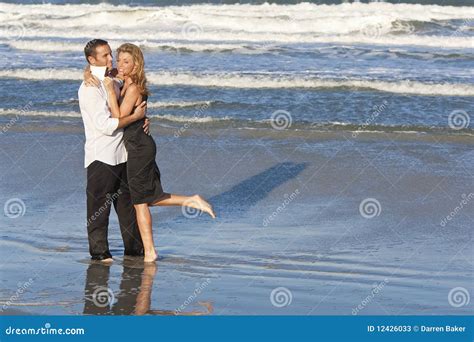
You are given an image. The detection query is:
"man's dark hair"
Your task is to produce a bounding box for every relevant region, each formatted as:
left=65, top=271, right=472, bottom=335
left=84, top=39, right=109, bottom=63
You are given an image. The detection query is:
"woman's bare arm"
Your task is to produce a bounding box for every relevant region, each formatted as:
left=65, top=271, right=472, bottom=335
left=104, top=78, right=140, bottom=119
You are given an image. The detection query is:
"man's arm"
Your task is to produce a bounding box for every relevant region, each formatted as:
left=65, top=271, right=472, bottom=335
left=143, top=117, right=150, bottom=135
left=81, top=87, right=146, bottom=135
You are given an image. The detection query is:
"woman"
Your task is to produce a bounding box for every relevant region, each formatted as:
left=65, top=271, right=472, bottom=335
left=104, top=43, right=215, bottom=262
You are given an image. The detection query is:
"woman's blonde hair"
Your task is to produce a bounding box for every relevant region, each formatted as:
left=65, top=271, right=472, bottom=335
left=117, top=43, right=149, bottom=96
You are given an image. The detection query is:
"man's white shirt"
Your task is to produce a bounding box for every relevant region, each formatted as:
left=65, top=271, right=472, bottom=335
left=78, top=81, right=127, bottom=168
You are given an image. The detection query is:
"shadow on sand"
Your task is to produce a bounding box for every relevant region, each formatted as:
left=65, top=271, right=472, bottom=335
left=209, top=161, right=308, bottom=216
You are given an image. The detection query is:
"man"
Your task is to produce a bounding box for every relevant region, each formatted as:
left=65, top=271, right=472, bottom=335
left=78, top=39, right=148, bottom=262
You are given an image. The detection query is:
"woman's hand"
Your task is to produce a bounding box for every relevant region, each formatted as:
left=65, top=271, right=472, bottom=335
left=103, top=77, right=115, bottom=92
left=83, top=65, right=100, bottom=87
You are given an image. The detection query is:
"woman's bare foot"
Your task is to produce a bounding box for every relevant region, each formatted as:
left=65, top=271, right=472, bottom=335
left=191, top=195, right=216, bottom=219
left=144, top=250, right=158, bottom=263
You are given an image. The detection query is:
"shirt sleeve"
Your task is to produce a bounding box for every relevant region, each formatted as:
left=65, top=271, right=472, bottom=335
left=81, top=86, right=119, bottom=136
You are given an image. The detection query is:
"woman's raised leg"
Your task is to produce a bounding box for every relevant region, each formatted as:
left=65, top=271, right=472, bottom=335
left=151, top=193, right=216, bottom=219
left=134, top=204, right=158, bottom=262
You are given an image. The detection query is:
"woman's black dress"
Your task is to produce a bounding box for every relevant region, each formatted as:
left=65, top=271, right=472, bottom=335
left=123, top=95, right=165, bottom=205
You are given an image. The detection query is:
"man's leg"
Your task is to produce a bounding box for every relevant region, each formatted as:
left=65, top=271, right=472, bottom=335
left=114, top=162, right=144, bottom=257
left=86, top=161, right=118, bottom=260
left=83, top=263, right=112, bottom=315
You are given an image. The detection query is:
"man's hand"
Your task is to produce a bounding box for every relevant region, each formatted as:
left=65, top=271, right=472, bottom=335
left=84, top=66, right=100, bottom=87
left=133, top=101, right=147, bottom=120
left=117, top=102, right=148, bottom=130
left=143, top=117, right=151, bottom=135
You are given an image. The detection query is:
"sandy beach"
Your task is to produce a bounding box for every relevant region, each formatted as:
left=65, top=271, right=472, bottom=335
left=0, top=0, right=472, bottom=318
left=0, top=117, right=472, bottom=315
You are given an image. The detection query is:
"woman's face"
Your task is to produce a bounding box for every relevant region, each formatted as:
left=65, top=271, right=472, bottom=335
left=117, top=52, right=135, bottom=77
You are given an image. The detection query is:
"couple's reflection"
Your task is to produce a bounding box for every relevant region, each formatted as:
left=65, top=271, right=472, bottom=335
left=83, top=259, right=212, bottom=315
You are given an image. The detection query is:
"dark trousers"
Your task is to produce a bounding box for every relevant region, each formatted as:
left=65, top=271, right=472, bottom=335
left=86, top=161, right=144, bottom=260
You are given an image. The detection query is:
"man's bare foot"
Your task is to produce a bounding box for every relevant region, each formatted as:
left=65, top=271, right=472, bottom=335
left=144, top=250, right=158, bottom=263
left=192, top=195, right=216, bottom=219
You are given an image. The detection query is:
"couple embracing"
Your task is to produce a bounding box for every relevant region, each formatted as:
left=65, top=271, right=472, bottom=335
left=78, top=39, right=215, bottom=263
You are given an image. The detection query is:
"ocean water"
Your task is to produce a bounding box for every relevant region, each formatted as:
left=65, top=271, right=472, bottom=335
left=0, top=1, right=473, bottom=132
left=0, top=1, right=473, bottom=315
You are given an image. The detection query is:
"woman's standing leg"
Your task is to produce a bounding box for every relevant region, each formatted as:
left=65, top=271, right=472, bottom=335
left=134, top=204, right=158, bottom=262
left=150, top=193, right=216, bottom=218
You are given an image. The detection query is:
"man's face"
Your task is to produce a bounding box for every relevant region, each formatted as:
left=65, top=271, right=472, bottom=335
left=88, top=44, right=113, bottom=70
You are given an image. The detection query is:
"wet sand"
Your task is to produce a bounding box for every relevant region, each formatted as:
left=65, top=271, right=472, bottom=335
left=0, top=117, right=472, bottom=315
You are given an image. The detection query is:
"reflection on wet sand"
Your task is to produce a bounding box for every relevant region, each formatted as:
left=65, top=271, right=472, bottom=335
left=83, top=260, right=213, bottom=316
